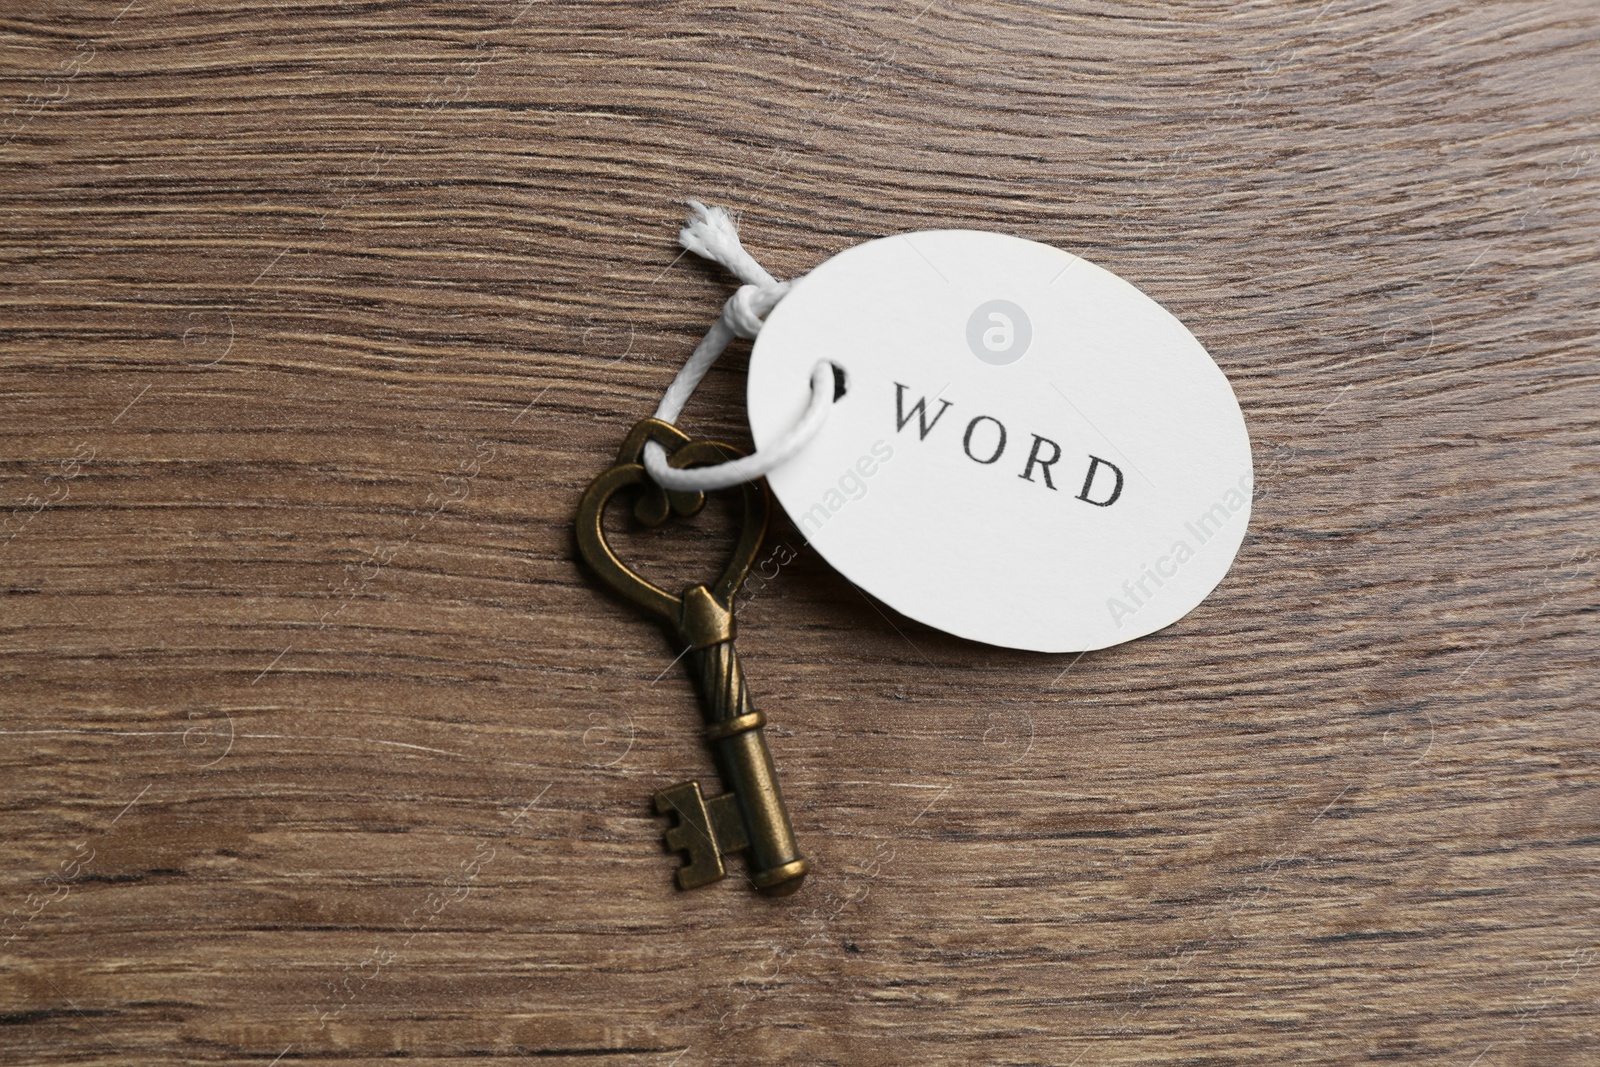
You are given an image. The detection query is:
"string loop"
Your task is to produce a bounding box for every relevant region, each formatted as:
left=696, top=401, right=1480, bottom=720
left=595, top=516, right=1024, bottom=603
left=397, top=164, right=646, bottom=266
left=641, top=201, right=835, bottom=493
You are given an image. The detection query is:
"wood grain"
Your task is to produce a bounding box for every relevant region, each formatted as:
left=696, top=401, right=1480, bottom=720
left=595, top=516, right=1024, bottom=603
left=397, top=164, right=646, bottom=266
left=2, top=1, right=1596, bottom=1064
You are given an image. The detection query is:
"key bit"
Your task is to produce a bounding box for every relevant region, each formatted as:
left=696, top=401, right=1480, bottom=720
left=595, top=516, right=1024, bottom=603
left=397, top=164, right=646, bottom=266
left=654, top=782, right=746, bottom=890
left=576, top=418, right=810, bottom=897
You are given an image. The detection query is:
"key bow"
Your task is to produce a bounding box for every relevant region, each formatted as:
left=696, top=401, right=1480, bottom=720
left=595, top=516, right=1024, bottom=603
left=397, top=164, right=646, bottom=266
left=574, top=418, right=766, bottom=636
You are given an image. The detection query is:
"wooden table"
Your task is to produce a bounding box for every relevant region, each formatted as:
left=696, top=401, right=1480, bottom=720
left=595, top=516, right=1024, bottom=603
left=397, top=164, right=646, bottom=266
left=2, top=2, right=1595, bottom=1064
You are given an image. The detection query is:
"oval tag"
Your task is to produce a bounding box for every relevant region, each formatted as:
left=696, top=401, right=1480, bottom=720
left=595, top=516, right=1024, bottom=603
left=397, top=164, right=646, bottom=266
left=745, top=230, right=1253, bottom=653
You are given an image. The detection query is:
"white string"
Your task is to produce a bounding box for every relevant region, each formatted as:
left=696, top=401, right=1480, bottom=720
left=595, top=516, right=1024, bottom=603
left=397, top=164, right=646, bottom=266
left=641, top=200, right=836, bottom=493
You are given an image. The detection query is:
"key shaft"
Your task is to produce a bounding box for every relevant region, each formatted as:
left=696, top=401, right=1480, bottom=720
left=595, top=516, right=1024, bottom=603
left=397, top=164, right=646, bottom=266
left=673, top=586, right=807, bottom=895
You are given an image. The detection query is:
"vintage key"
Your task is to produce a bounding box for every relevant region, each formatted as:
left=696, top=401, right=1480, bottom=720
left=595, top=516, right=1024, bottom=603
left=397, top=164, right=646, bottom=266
left=575, top=418, right=809, bottom=896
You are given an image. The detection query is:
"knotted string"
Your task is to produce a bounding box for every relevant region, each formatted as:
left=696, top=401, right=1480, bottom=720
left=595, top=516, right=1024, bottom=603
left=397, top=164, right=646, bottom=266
left=641, top=201, right=837, bottom=492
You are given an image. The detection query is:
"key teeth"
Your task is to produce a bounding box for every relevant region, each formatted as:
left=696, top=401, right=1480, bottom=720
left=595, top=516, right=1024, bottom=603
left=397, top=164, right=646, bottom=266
left=653, top=781, right=727, bottom=890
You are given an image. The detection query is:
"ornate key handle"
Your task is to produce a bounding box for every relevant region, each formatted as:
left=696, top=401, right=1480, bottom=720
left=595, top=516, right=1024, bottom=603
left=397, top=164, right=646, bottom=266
left=575, top=418, right=810, bottom=896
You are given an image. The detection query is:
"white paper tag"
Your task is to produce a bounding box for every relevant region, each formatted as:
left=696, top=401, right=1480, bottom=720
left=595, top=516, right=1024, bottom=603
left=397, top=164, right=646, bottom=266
left=746, top=230, right=1252, bottom=653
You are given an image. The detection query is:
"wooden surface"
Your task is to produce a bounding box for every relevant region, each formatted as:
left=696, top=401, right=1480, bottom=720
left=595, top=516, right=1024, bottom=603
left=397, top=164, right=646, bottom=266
left=2, top=2, right=1597, bottom=1064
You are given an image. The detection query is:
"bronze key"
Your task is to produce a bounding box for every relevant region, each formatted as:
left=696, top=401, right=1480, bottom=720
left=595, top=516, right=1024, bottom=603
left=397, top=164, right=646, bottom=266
left=575, top=418, right=809, bottom=896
